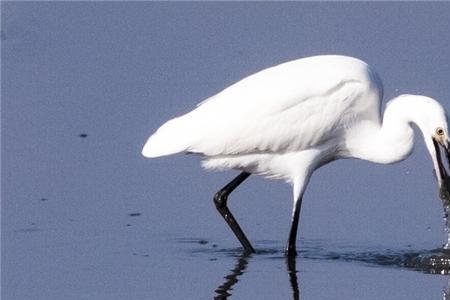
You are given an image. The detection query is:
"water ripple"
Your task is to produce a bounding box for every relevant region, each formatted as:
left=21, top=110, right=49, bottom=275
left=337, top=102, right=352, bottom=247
left=300, top=245, right=450, bottom=274
left=177, top=237, right=450, bottom=274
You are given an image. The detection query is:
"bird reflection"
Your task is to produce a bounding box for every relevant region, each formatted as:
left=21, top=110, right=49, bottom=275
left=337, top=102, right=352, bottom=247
left=286, top=255, right=301, bottom=300
left=214, top=254, right=250, bottom=299
left=213, top=252, right=301, bottom=300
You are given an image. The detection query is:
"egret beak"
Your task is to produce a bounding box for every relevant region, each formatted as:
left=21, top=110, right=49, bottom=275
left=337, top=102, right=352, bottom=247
left=432, top=137, right=450, bottom=201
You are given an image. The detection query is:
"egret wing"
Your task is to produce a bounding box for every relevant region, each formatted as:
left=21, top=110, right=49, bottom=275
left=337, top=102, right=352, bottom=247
left=185, top=59, right=380, bottom=156
left=143, top=56, right=382, bottom=158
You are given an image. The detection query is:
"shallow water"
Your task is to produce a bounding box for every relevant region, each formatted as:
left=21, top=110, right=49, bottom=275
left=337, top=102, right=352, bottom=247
left=4, top=224, right=450, bottom=299
left=171, top=238, right=450, bottom=299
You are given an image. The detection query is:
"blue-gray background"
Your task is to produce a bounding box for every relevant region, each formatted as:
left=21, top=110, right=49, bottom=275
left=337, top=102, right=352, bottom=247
left=3, top=2, right=450, bottom=299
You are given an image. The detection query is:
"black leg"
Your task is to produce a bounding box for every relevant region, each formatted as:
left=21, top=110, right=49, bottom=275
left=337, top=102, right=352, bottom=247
left=214, top=172, right=255, bottom=254
left=285, top=196, right=303, bottom=257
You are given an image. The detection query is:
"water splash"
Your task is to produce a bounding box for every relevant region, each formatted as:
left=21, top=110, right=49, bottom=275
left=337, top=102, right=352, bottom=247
left=439, top=175, right=450, bottom=249
left=444, top=277, right=450, bottom=300
left=443, top=204, right=450, bottom=250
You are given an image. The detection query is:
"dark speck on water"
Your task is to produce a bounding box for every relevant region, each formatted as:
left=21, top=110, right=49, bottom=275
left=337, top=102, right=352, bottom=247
left=78, top=133, right=88, bottom=138
left=40, top=198, right=47, bottom=201
left=15, top=228, right=43, bottom=233
left=128, top=213, right=141, bottom=217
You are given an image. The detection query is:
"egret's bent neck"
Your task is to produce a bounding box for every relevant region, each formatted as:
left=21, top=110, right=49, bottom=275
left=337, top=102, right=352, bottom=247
left=346, top=96, right=417, bottom=164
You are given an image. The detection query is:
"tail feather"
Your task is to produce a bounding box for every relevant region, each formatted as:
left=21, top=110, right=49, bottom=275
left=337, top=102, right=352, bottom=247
left=142, top=117, right=192, bottom=158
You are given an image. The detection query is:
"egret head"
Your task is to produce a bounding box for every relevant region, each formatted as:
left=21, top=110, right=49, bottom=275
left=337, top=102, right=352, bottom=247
left=431, top=125, right=450, bottom=201
left=412, top=96, right=450, bottom=200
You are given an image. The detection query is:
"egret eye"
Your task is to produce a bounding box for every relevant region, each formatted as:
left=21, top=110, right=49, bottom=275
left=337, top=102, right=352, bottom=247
left=436, top=127, right=445, bottom=136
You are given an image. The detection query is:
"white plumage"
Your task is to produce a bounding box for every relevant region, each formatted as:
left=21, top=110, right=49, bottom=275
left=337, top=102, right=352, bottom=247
left=144, top=56, right=379, bottom=176
left=142, top=55, right=450, bottom=255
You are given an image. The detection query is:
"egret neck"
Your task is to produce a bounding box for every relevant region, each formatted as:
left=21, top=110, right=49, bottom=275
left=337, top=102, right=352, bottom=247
left=346, top=95, right=442, bottom=165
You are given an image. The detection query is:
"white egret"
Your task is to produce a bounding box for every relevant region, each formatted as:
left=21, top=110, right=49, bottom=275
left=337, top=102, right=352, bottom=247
left=142, top=55, right=450, bottom=256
